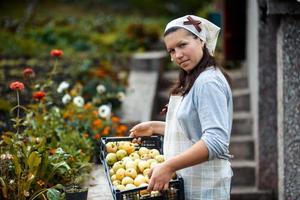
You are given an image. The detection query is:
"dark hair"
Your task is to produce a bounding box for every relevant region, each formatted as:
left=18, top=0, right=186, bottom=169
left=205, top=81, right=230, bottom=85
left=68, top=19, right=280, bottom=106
left=164, top=27, right=231, bottom=96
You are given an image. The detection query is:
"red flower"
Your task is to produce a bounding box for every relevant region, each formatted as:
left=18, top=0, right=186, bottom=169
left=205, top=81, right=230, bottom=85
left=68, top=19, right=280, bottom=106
left=50, top=49, right=63, bottom=57
left=10, top=81, right=25, bottom=91
left=33, top=91, right=46, bottom=100
left=93, top=133, right=101, bottom=140
left=23, top=67, right=35, bottom=79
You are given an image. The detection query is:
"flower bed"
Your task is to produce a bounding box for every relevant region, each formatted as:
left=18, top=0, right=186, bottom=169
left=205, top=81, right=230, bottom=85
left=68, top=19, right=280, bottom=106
left=0, top=49, right=128, bottom=199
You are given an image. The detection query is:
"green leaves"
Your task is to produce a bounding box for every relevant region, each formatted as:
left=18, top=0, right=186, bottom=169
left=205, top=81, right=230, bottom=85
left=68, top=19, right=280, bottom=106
left=28, top=151, right=42, bottom=174
left=46, top=188, right=61, bottom=200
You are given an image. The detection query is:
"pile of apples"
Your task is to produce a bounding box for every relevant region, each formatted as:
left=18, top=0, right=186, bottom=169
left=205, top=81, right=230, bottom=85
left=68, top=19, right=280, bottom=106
left=104, top=139, right=166, bottom=192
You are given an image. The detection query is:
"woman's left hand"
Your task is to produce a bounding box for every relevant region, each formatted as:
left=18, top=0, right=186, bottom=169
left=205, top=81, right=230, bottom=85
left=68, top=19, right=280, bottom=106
left=147, top=162, right=174, bottom=191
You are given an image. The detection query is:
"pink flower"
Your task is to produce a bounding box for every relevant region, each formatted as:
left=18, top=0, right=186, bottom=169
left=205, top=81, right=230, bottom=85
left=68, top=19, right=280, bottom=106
left=10, top=81, right=25, bottom=91
left=33, top=91, right=46, bottom=100
left=50, top=49, right=63, bottom=57
left=23, top=67, right=35, bottom=79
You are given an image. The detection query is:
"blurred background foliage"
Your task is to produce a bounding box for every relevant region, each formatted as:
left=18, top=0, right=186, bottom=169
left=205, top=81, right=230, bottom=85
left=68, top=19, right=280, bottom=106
left=0, top=2, right=220, bottom=197
left=0, top=0, right=217, bottom=131
left=0, top=0, right=215, bottom=57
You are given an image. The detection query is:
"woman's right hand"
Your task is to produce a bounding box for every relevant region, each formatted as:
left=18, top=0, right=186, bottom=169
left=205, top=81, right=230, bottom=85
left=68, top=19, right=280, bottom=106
left=129, top=121, right=154, bottom=137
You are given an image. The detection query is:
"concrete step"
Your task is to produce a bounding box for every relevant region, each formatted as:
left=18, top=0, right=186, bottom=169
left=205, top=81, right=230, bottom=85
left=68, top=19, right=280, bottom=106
left=231, top=160, right=256, bottom=186
left=231, top=186, right=275, bottom=200
left=232, top=112, right=253, bottom=136
left=227, top=69, right=248, bottom=89
left=230, top=135, right=254, bottom=160
left=233, top=88, right=251, bottom=112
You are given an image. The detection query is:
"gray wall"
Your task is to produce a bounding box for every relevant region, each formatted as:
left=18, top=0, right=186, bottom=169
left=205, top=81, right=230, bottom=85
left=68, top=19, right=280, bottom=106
left=256, top=0, right=300, bottom=199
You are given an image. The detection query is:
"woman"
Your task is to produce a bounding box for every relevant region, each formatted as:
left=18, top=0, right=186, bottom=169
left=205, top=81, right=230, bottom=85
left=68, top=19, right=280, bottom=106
left=130, top=15, right=233, bottom=200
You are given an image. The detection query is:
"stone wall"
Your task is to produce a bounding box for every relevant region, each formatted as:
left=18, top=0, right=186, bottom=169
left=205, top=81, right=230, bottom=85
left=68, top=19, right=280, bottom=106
left=277, top=16, right=300, bottom=200
left=257, top=0, right=279, bottom=192
left=257, top=0, right=300, bottom=199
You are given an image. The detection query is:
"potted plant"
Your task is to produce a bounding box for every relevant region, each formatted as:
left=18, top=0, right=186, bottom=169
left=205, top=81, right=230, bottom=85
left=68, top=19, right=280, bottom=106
left=64, top=164, right=92, bottom=200
left=61, top=151, right=92, bottom=200
left=65, top=185, right=88, bottom=200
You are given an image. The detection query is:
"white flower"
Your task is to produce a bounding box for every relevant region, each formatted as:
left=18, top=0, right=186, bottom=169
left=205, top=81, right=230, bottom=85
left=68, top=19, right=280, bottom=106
left=0, top=154, right=6, bottom=160
left=117, top=91, right=125, bottom=101
left=118, top=71, right=127, bottom=80
left=73, top=96, right=85, bottom=107
left=57, top=81, right=70, bottom=93
left=96, top=84, right=106, bottom=94
left=56, top=147, right=65, bottom=155
left=98, top=105, right=111, bottom=119
left=24, top=191, right=30, bottom=197
left=62, top=94, right=71, bottom=104
left=52, top=106, right=60, bottom=113
left=28, top=174, right=35, bottom=180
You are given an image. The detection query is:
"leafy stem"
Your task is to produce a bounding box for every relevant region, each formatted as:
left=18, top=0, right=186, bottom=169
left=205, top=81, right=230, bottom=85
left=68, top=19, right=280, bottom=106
left=49, top=58, right=58, bottom=80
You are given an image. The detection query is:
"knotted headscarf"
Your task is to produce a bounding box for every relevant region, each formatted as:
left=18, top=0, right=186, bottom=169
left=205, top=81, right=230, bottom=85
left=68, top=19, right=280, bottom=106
left=165, top=15, right=220, bottom=55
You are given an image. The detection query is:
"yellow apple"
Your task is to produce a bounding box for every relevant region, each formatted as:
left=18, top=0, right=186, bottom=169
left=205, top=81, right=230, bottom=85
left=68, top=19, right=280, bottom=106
left=140, top=154, right=150, bottom=160
left=138, top=147, right=149, bottom=156
left=106, top=142, right=118, bottom=153
left=155, top=155, right=165, bottom=163
left=122, top=156, right=132, bottom=165
left=117, top=141, right=126, bottom=150
left=121, top=142, right=136, bottom=154
left=139, top=183, right=150, bottom=196
left=105, top=153, right=117, bottom=166
left=115, top=168, right=126, bottom=180
left=146, top=159, right=157, bottom=166
left=134, top=175, right=147, bottom=187
left=111, top=174, right=117, bottom=181
left=115, top=184, right=126, bottom=191
left=142, top=168, right=151, bottom=177
left=149, top=149, right=160, bottom=158
left=122, top=176, right=134, bottom=185
left=112, top=180, right=121, bottom=186
left=125, top=183, right=136, bottom=190
left=125, top=168, right=137, bottom=179
left=112, top=161, right=124, bottom=172
left=129, top=152, right=140, bottom=160
left=125, top=160, right=137, bottom=170
left=138, top=160, right=150, bottom=173
left=116, top=149, right=128, bottom=161
left=151, top=191, right=161, bottom=197
left=134, top=158, right=140, bottom=167
left=109, top=168, right=115, bottom=176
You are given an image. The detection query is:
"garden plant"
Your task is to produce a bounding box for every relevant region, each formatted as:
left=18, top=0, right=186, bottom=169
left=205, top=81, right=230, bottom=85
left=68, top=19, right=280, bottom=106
left=0, top=49, right=128, bottom=200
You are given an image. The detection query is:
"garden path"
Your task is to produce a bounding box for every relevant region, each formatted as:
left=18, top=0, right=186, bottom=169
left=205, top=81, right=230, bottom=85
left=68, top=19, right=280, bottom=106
left=86, top=164, right=113, bottom=200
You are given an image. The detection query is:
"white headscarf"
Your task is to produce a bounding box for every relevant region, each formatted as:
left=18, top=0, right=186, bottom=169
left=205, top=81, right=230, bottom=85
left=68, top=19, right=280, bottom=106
left=164, top=15, right=220, bottom=55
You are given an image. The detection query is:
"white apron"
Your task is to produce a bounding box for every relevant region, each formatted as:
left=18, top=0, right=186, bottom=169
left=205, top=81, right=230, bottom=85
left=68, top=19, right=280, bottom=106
left=163, top=95, right=233, bottom=200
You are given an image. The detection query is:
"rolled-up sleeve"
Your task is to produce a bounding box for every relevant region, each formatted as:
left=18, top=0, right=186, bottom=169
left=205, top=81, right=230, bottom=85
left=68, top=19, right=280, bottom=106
left=194, top=81, right=231, bottom=160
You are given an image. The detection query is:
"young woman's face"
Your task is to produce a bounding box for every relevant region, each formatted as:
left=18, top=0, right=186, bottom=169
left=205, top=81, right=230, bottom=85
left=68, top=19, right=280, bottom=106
left=164, top=28, right=204, bottom=73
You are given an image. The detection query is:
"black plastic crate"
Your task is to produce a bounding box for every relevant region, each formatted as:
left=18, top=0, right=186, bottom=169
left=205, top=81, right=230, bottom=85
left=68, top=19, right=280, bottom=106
left=100, top=136, right=185, bottom=200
